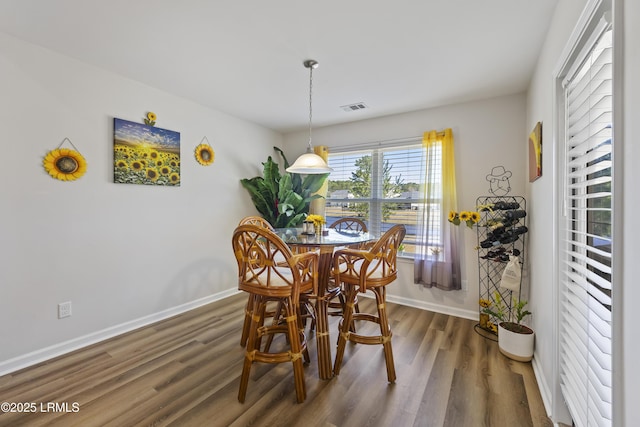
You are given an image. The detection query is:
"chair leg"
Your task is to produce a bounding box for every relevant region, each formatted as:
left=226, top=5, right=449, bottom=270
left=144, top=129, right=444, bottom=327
left=330, top=288, right=357, bottom=333
left=333, top=285, right=357, bottom=377
left=238, top=295, right=262, bottom=402
left=285, top=298, right=306, bottom=403
left=240, top=295, right=253, bottom=347
left=373, top=286, right=396, bottom=383
left=304, top=300, right=317, bottom=332
left=263, top=301, right=284, bottom=352
left=297, top=305, right=311, bottom=365
left=349, top=294, right=359, bottom=332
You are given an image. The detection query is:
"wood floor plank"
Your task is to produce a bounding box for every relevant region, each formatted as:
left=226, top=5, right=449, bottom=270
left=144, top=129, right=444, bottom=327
left=0, top=293, right=552, bottom=427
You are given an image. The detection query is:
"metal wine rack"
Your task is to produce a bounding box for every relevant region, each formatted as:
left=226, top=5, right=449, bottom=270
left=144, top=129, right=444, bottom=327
left=476, top=196, right=527, bottom=334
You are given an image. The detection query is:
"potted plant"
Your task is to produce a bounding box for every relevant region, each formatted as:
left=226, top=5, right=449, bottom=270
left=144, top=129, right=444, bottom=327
left=482, top=292, right=534, bottom=362
left=240, top=147, right=328, bottom=228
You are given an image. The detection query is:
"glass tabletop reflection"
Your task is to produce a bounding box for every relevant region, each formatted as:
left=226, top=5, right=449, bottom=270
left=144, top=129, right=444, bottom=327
left=273, top=227, right=375, bottom=247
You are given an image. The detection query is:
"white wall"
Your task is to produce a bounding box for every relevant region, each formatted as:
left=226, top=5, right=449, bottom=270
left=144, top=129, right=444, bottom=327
left=0, top=32, right=280, bottom=371
left=283, top=93, right=527, bottom=319
left=526, top=0, right=640, bottom=424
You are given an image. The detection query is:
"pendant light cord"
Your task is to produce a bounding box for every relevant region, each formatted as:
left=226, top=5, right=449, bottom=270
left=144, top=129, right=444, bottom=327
left=307, top=64, right=314, bottom=152
left=285, top=59, right=332, bottom=174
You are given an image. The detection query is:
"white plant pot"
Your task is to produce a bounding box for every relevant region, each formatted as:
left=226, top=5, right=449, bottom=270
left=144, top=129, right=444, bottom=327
left=498, top=322, right=535, bottom=362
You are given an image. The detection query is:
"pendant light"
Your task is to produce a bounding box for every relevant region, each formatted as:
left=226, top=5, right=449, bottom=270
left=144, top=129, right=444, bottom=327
left=286, top=60, right=333, bottom=174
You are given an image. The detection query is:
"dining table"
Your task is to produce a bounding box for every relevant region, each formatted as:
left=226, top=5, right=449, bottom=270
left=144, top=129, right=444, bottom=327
left=273, top=227, right=376, bottom=380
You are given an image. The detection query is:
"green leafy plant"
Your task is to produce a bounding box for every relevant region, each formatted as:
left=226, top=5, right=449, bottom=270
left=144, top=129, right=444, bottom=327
left=240, top=147, right=328, bottom=228
left=509, top=299, right=532, bottom=333
left=482, top=291, right=508, bottom=323
left=482, top=291, right=532, bottom=334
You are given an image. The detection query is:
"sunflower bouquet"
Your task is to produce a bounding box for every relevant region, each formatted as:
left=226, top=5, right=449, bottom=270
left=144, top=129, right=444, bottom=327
left=306, top=214, right=326, bottom=227
left=448, top=210, right=481, bottom=228
left=305, top=214, right=326, bottom=236
left=479, top=298, right=491, bottom=309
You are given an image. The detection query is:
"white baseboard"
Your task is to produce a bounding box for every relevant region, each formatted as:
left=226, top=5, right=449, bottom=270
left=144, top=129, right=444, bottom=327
left=0, top=288, right=240, bottom=377
left=531, top=353, right=553, bottom=419
left=383, top=293, right=478, bottom=321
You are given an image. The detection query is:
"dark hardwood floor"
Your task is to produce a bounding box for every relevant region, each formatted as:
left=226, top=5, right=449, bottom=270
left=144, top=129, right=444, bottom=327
left=0, top=293, right=552, bottom=427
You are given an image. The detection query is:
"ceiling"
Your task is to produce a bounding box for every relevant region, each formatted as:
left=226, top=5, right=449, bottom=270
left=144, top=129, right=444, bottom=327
left=0, top=0, right=558, bottom=133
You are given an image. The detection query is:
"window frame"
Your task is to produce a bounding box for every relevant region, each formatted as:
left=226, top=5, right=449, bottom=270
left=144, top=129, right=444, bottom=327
left=326, top=140, right=436, bottom=259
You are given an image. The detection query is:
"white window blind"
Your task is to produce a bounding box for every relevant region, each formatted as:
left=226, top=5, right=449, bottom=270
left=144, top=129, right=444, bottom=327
left=559, top=19, right=613, bottom=427
left=326, top=143, right=427, bottom=256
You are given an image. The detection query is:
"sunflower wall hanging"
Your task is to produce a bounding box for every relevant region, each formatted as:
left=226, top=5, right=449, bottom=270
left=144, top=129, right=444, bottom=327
left=144, top=111, right=156, bottom=126
left=195, top=136, right=215, bottom=166
left=43, top=138, right=87, bottom=181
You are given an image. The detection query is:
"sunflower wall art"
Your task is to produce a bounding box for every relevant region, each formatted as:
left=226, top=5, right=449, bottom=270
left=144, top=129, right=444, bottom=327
left=43, top=138, right=87, bottom=182
left=194, top=137, right=214, bottom=166
left=114, top=118, right=181, bottom=186
left=528, top=121, right=542, bottom=182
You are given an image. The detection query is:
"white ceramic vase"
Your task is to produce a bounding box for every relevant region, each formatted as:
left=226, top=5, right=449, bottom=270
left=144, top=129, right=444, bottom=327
left=498, top=322, right=535, bottom=362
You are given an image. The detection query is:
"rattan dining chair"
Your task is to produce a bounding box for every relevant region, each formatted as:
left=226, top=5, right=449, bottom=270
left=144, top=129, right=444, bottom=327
left=238, top=215, right=274, bottom=231
left=327, top=217, right=369, bottom=319
left=237, top=216, right=275, bottom=347
left=328, top=217, right=368, bottom=233
left=232, top=224, right=318, bottom=403
left=332, top=224, right=406, bottom=383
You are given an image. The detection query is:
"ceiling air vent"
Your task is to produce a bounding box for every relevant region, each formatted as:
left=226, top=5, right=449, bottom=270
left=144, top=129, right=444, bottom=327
left=340, top=102, right=368, bottom=112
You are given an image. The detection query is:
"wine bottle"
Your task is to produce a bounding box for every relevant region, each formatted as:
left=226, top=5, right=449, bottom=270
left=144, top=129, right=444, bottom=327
left=503, top=210, right=527, bottom=220
left=511, top=225, right=528, bottom=235
left=497, top=233, right=520, bottom=244
left=487, top=218, right=516, bottom=235
left=480, top=238, right=501, bottom=248
left=480, top=232, right=520, bottom=248
left=487, top=230, right=504, bottom=240
left=496, top=226, right=526, bottom=241
left=492, top=201, right=520, bottom=210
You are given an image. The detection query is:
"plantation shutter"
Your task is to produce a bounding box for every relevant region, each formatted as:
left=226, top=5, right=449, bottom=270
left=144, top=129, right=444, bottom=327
left=559, top=17, right=613, bottom=427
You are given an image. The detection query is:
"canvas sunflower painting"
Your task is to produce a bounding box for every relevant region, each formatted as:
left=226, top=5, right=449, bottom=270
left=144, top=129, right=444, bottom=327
left=114, top=118, right=181, bottom=186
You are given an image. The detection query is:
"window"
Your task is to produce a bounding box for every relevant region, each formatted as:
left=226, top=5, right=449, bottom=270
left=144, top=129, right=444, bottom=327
left=557, top=9, right=613, bottom=427
left=326, top=141, right=433, bottom=257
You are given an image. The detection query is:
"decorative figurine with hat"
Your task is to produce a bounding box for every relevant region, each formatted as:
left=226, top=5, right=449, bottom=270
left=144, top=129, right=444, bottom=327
left=486, top=165, right=512, bottom=196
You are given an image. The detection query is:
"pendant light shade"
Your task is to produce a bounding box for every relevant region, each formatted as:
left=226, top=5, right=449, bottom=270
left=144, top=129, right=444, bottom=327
left=286, top=149, right=332, bottom=174
left=286, top=60, right=333, bottom=174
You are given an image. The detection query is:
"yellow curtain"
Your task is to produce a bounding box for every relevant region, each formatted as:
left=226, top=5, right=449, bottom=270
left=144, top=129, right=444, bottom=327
left=309, top=145, right=329, bottom=217
left=415, top=128, right=461, bottom=290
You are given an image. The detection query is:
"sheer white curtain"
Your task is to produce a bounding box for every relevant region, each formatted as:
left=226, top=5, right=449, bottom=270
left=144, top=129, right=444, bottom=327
left=414, top=129, right=461, bottom=291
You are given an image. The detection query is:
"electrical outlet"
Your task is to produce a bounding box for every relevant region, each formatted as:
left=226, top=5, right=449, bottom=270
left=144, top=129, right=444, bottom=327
left=58, top=301, right=72, bottom=319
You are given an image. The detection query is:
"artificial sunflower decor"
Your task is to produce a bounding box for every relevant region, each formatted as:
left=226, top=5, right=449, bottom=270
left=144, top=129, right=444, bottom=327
left=43, top=138, right=87, bottom=181
left=144, top=111, right=157, bottom=126
left=448, top=210, right=481, bottom=228
left=195, top=137, right=215, bottom=166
